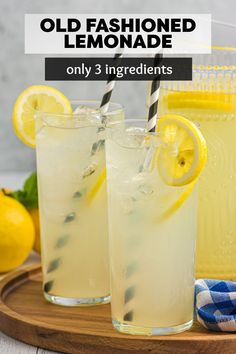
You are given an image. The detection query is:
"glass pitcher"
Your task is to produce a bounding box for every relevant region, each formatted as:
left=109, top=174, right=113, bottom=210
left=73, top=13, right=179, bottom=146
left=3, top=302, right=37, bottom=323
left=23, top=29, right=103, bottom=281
left=158, top=22, right=236, bottom=279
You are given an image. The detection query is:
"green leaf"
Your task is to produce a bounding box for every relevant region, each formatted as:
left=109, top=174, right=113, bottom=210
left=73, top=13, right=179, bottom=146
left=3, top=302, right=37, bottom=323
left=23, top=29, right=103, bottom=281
left=10, top=171, right=38, bottom=210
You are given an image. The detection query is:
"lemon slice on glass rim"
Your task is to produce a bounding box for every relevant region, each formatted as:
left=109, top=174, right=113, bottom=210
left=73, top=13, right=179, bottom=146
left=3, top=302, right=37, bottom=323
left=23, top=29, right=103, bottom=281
left=12, top=85, right=72, bottom=148
left=157, top=114, right=207, bottom=187
left=155, top=114, right=207, bottom=221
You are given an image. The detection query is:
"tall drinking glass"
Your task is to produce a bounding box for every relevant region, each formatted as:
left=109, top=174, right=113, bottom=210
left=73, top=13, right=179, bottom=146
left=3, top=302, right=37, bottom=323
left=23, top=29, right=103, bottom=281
left=35, top=100, right=124, bottom=306
left=159, top=22, right=236, bottom=279
left=106, top=119, right=197, bottom=335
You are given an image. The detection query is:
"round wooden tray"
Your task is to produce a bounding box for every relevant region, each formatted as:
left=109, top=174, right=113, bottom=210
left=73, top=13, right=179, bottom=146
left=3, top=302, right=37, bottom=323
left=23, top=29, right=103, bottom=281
left=0, top=265, right=236, bottom=354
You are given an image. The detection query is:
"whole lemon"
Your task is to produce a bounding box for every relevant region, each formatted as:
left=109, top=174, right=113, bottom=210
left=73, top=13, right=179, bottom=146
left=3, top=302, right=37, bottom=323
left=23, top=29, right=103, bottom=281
left=29, top=208, right=41, bottom=254
left=0, top=196, right=35, bottom=272
left=0, top=188, right=11, bottom=197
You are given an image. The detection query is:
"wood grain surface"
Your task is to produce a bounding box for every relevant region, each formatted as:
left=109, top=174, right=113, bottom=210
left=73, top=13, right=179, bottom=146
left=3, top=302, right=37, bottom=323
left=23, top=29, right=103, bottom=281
left=0, top=264, right=236, bottom=354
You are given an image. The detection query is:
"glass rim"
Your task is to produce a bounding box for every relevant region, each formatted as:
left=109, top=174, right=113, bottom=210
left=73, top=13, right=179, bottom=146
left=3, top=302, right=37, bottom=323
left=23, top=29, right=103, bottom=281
left=107, top=119, right=161, bottom=150
left=108, top=117, right=200, bottom=132
left=107, top=118, right=160, bottom=136
left=212, top=19, right=236, bottom=32
left=211, top=46, right=236, bottom=52
left=35, top=99, right=124, bottom=129
left=211, top=19, right=236, bottom=51
left=34, top=99, right=124, bottom=118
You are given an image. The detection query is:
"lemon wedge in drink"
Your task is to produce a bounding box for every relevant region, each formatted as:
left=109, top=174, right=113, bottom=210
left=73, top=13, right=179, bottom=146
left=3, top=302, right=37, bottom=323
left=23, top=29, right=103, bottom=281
left=157, top=114, right=207, bottom=187
left=157, top=181, right=196, bottom=223
left=13, top=85, right=72, bottom=148
left=86, top=167, right=106, bottom=203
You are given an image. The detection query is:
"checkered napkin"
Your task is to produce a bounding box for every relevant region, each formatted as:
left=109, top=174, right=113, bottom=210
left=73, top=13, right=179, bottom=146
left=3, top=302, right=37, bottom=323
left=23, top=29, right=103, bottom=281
left=195, top=279, right=236, bottom=332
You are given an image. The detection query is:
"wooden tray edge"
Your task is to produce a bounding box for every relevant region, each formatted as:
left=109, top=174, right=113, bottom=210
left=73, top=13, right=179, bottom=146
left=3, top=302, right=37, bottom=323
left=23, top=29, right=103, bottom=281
left=0, top=265, right=236, bottom=354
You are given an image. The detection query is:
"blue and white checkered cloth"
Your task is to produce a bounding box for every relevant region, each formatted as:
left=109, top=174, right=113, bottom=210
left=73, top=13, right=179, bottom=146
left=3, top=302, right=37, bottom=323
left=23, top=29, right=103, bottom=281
left=195, top=279, right=236, bottom=332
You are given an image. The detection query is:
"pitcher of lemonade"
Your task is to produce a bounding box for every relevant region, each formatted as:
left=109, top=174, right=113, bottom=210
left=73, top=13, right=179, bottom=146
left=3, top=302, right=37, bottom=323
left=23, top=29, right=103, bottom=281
left=158, top=22, right=236, bottom=279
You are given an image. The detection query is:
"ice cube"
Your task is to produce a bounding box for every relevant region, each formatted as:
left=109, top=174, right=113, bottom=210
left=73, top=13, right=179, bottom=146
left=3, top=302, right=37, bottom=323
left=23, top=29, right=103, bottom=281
left=121, top=196, right=136, bottom=214
left=138, top=184, right=154, bottom=195
left=73, top=105, right=101, bottom=124
left=73, top=105, right=99, bottom=115
left=125, top=127, right=146, bottom=148
left=82, top=162, right=97, bottom=178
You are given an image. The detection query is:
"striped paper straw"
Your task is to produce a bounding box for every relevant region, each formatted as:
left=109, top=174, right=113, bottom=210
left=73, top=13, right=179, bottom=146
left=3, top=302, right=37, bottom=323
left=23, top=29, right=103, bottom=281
left=147, top=53, right=163, bottom=132
left=123, top=254, right=139, bottom=322
left=90, top=52, right=123, bottom=155
left=123, top=53, right=163, bottom=323
left=100, top=52, right=123, bottom=115
left=140, top=53, right=163, bottom=172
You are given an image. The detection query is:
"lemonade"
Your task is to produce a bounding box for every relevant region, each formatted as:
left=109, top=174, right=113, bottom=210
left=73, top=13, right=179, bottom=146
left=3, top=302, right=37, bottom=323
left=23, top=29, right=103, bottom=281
left=159, top=82, right=236, bottom=279
left=36, top=101, right=123, bottom=305
left=106, top=118, right=206, bottom=335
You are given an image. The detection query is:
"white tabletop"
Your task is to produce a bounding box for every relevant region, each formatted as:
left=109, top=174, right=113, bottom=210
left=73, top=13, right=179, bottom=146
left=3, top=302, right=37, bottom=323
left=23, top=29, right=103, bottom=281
left=0, top=173, right=59, bottom=354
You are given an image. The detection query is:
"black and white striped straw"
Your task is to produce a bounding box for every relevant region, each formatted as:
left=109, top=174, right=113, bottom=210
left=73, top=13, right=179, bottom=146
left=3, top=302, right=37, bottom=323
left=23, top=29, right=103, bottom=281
left=100, top=52, right=123, bottom=115
left=123, top=256, right=139, bottom=322
left=90, top=51, right=123, bottom=155
left=123, top=53, right=163, bottom=323
left=147, top=53, right=163, bottom=132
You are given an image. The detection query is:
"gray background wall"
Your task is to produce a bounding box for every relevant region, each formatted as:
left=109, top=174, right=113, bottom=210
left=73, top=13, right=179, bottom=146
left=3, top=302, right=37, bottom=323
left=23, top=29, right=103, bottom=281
left=0, top=0, right=235, bottom=172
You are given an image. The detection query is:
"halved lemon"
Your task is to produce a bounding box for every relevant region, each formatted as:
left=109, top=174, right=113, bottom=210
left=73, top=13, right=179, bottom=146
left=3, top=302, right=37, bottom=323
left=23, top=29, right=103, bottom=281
left=12, top=85, right=72, bottom=148
left=157, top=114, right=207, bottom=187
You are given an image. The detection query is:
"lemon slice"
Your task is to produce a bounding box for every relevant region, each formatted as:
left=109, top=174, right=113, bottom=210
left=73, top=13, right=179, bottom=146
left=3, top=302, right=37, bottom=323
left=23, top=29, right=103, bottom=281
left=157, top=114, right=207, bottom=186
left=157, top=181, right=196, bottom=223
left=86, top=167, right=106, bottom=203
left=13, top=85, right=72, bottom=148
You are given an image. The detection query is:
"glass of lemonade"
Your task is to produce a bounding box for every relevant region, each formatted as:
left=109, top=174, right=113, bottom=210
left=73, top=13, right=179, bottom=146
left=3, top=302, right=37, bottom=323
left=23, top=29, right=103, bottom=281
left=35, top=100, right=123, bottom=306
left=159, top=22, right=236, bottom=279
left=106, top=119, right=198, bottom=335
